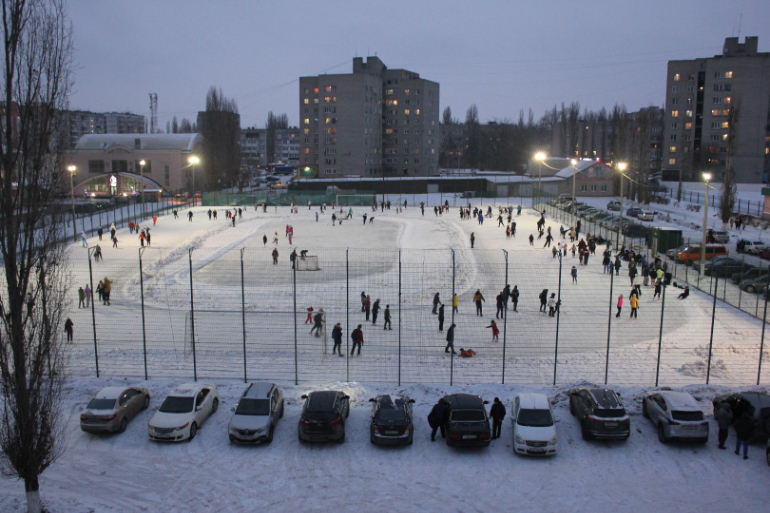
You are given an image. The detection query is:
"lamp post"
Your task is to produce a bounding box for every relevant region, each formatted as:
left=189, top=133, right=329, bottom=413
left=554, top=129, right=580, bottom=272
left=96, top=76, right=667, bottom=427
left=617, top=162, right=627, bottom=248
left=188, top=156, right=199, bottom=206
left=571, top=159, right=577, bottom=226
left=535, top=152, right=545, bottom=207
left=700, top=172, right=712, bottom=276
left=68, top=165, right=77, bottom=242
left=139, top=159, right=146, bottom=219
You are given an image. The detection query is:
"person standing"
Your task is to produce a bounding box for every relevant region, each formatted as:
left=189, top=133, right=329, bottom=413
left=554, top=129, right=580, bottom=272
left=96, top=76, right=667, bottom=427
left=734, top=411, right=755, bottom=460
left=305, top=306, right=314, bottom=324
left=263, top=234, right=268, bottom=246
left=495, top=292, right=505, bottom=319
left=473, top=290, right=485, bottom=316
left=445, top=324, right=456, bottom=354
left=272, top=248, right=279, bottom=265
left=85, top=284, right=92, bottom=308
left=97, top=226, right=103, bottom=241
left=64, top=317, right=74, bottom=342
left=470, top=232, right=475, bottom=249
left=360, top=291, right=367, bottom=312
left=511, top=286, right=519, bottom=312
left=310, top=310, right=324, bottom=337
left=539, top=289, right=548, bottom=313
left=438, top=304, right=445, bottom=332
left=331, top=323, right=343, bottom=356
left=432, top=292, right=440, bottom=314
left=452, top=293, right=459, bottom=314
left=102, top=277, right=112, bottom=305
left=615, top=295, right=623, bottom=318
left=383, top=305, right=392, bottom=330
left=372, top=299, right=381, bottom=325
left=364, top=295, right=371, bottom=321
left=486, top=320, right=499, bottom=341
left=78, top=286, right=85, bottom=309
left=548, top=293, right=557, bottom=317
left=571, top=266, right=578, bottom=284
left=152, top=215, right=157, bottom=226
left=629, top=294, right=639, bottom=318
left=653, top=279, right=663, bottom=299
left=716, top=402, right=732, bottom=450
left=428, top=398, right=449, bottom=441
left=490, top=397, right=506, bottom=440
left=351, top=324, right=364, bottom=355
left=187, top=210, right=193, bottom=222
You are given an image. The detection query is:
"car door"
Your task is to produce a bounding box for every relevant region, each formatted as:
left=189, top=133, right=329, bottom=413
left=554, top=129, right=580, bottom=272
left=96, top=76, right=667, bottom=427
left=579, top=392, right=593, bottom=421
left=513, top=397, right=521, bottom=437
left=124, top=389, right=142, bottom=419
left=195, top=389, right=210, bottom=424
left=118, top=391, right=132, bottom=420
left=647, top=394, right=663, bottom=424
left=270, top=391, right=279, bottom=427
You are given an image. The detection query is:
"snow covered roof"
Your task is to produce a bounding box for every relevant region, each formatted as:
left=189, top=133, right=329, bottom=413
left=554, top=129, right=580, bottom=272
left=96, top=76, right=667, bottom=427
left=659, top=391, right=701, bottom=411
left=517, top=393, right=551, bottom=410
left=75, top=133, right=202, bottom=152
left=95, top=387, right=128, bottom=400
left=170, top=383, right=207, bottom=397
left=554, top=160, right=612, bottom=179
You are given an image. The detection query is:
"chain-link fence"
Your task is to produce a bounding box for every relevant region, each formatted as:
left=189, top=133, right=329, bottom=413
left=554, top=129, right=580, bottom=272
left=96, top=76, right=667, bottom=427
left=65, top=240, right=770, bottom=386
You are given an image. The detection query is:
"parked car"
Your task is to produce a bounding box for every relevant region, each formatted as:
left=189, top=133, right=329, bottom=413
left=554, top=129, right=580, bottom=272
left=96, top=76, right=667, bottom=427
left=711, top=392, right=770, bottom=440
left=626, top=207, right=643, bottom=218
left=739, top=275, right=770, bottom=294
left=642, top=391, right=708, bottom=444
left=710, top=230, right=730, bottom=244
left=622, top=223, right=651, bottom=238
left=737, top=239, right=767, bottom=255
left=760, top=248, right=770, bottom=261
left=637, top=210, right=655, bottom=222
left=569, top=388, right=630, bottom=441
left=703, top=257, right=753, bottom=277
left=228, top=382, right=284, bottom=444
left=148, top=383, right=219, bottom=442
left=675, top=244, right=728, bottom=265
left=443, top=393, right=491, bottom=447
left=512, top=393, right=558, bottom=456
left=732, top=266, right=766, bottom=284
left=298, top=390, right=350, bottom=443
left=368, top=395, right=415, bottom=445
left=80, top=386, right=150, bottom=434
left=667, top=244, right=687, bottom=260
left=607, top=201, right=621, bottom=211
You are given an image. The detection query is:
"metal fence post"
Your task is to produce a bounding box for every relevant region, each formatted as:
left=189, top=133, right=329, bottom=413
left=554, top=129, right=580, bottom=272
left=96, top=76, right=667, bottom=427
left=293, top=247, right=298, bottom=385
left=346, top=248, right=350, bottom=382
left=139, top=247, right=148, bottom=380
left=655, top=282, right=667, bottom=386
left=554, top=252, right=563, bottom=385
left=605, top=267, right=614, bottom=384
left=398, top=249, right=402, bottom=386
left=188, top=248, right=197, bottom=381
left=706, top=275, right=718, bottom=384
left=87, top=248, right=99, bottom=377
left=451, top=248, right=455, bottom=386
left=502, top=249, right=508, bottom=384
left=241, top=248, right=247, bottom=383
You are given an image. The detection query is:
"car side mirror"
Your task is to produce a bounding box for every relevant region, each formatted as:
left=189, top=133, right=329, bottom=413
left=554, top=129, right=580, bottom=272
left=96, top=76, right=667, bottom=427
left=196, top=406, right=202, bottom=411
left=409, top=399, right=415, bottom=403
left=343, top=395, right=350, bottom=400
left=555, top=417, right=561, bottom=423
left=482, top=400, right=489, bottom=405
left=231, top=407, right=235, bottom=412
left=301, top=395, right=308, bottom=399
left=368, top=398, right=375, bottom=402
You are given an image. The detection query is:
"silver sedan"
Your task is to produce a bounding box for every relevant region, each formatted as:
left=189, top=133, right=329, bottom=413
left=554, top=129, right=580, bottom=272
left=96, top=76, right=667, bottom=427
left=80, top=386, right=150, bottom=434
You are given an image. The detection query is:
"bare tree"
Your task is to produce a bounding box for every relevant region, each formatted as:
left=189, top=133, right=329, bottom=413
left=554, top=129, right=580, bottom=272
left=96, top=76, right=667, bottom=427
left=462, top=104, right=481, bottom=169
left=719, top=98, right=740, bottom=228
left=0, top=1, right=73, bottom=512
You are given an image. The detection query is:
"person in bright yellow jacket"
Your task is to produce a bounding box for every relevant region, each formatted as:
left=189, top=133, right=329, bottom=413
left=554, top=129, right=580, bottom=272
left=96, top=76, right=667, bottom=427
left=452, top=293, right=459, bottom=314
left=629, top=294, right=639, bottom=318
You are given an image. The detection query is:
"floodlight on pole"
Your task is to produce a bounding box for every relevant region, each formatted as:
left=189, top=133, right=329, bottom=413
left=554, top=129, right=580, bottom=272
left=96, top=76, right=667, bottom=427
left=139, top=160, right=146, bottom=218
left=188, top=156, right=200, bottom=206
left=68, top=165, right=77, bottom=242
left=700, top=172, right=712, bottom=275
left=571, top=159, right=578, bottom=225
left=535, top=152, right=546, bottom=205
left=617, top=162, right=627, bottom=248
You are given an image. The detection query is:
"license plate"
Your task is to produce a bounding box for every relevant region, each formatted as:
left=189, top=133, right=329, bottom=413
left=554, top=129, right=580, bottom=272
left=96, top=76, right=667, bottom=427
left=383, top=431, right=398, bottom=436
left=529, top=448, right=545, bottom=453
left=462, top=435, right=477, bottom=440
left=682, top=426, right=697, bottom=430
left=604, top=422, right=618, bottom=427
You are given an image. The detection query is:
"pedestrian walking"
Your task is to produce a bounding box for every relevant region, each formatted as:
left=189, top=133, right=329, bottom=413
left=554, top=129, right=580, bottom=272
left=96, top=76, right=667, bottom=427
left=383, top=305, right=392, bottom=330
left=78, top=286, right=85, bottom=308
left=571, top=266, right=577, bottom=284
left=263, top=234, right=268, bottom=246
left=473, top=290, right=485, bottom=316
left=310, top=309, right=325, bottom=337
left=486, top=320, right=499, bottom=341
left=97, top=226, right=103, bottom=240
left=272, top=248, right=278, bottom=265
left=452, top=293, right=459, bottom=314
left=80, top=231, right=88, bottom=248
left=445, top=324, right=456, bottom=354
left=496, top=292, right=505, bottom=319
left=305, top=306, right=314, bottom=324
left=102, top=277, right=112, bottom=305
left=653, top=279, right=662, bottom=299
left=273, top=232, right=279, bottom=244
left=615, top=295, right=623, bottom=317
left=428, top=398, right=449, bottom=441
left=539, top=289, right=548, bottom=312
left=364, top=295, right=371, bottom=321
left=548, top=293, right=557, bottom=317
left=360, top=291, right=367, bottom=312
left=716, top=402, right=732, bottom=449
left=187, top=211, right=193, bottom=222
left=64, top=317, right=74, bottom=342
left=438, top=304, right=445, bottom=332
left=734, top=411, right=755, bottom=460
left=152, top=215, right=157, bottom=226
left=331, top=323, right=343, bottom=356
left=432, top=292, right=440, bottom=314
left=629, top=294, right=639, bottom=318
left=470, top=232, right=475, bottom=249
left=511, top=286, right=519, bottom=312
left=490, top=397, right=506, bottom=439
left=351, top=324, right=364, bottom=355
left=372, top=299, right=381, bottom=325
left=85, top=284, right=92, bottom=308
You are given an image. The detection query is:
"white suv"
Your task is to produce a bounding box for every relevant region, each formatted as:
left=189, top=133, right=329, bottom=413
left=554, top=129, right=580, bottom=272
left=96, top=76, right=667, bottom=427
left=512, top=393, right=557, bottom=456
left=642, top=391, right=708, bottom=444
left=148, top=383, right=219, bottom=442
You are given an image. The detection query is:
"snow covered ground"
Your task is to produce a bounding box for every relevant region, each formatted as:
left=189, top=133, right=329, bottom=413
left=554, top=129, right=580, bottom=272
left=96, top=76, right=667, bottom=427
left=0, top=378, right=768, bottom=512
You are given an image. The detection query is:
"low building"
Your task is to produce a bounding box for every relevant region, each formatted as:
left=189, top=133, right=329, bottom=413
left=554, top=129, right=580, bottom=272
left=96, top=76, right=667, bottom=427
left=62, top=133, right=203, bottom=198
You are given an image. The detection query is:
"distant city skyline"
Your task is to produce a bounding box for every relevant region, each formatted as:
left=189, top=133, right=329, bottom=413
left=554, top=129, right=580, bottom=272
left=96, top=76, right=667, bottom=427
left=67, top=1, right=770, bottom=129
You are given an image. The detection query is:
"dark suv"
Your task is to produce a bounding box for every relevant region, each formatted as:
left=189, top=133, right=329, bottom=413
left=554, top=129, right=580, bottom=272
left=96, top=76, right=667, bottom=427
left=298, top=391, right=350, bottom=443
left=369, top=395, right=415, bottom=445
left=712, top=392, right=770, bottom=440
left=443, top=394, right=491, bottom=447
left=569, top=388, right=630, bottom=441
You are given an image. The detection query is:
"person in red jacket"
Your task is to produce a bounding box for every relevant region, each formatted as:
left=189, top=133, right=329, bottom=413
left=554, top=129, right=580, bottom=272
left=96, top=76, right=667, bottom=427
left=305, top=306, right=314, bottom=324
left=351, top=325, right=364, bottom=355
left=459, top=348, right=476, bottom=357
left=486, top=320, right=499, bottom=342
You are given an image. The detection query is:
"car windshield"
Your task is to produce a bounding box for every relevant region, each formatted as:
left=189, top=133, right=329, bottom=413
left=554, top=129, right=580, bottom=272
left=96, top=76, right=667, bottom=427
left=594, top=408, right=626, bottom=418
left=235, top=399, right=270, bottom=416
left=159, top=396, right=194, bottom=413
left=671, top=410, right=704, bottom=422
left=450, top=410, right=485, bottom=422
left=86, top=398, right=116, bottom=410
left=303, top=411, right=337, bottom=422
left=517, top=408, right=553, bottom=427
left=378, top=408, right=406, bottom=422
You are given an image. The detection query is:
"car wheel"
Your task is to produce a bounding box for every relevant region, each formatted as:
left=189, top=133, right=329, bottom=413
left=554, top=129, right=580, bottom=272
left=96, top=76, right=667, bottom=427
left=657, top=423, right=667, bottom=444
left=408, top=433, right=414, bottom=445
left=642, top=400, right=649, bottom=419
left=266, top=425, right=274, bottom=444
left=581, top=420, right=592, bottom=441
left=117, top=417, right=127, bottom=434
left=746, top=285, right=756, bottom=293
left=337, top=432, right=345, bottom=444
left=211, top=398, right=219, bottom=414
left=188, top=422, right=197, bottom=441
left=280, top=401, right=284, bottom=418
left=569, top=398, right=575, bottom=416
left=142, top=395, right=150, bottom=410
left=370, top=430, right=376, bottom=445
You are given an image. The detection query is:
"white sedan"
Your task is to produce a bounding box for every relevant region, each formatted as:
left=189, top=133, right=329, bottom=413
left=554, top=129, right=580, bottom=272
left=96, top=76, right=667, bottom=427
left=148, top=383, right=219, bottom=442
left=637, top=210, right=655, bottom=222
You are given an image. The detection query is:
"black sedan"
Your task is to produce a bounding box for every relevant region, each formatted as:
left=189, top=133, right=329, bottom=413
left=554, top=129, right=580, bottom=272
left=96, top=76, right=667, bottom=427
left=712, top=392, right=770, bottom=439
left=369, top=395, right=415, bottom=445
left=298, top=390, right=350, bottom=443
left=443, top=394, right=491, bottom=447
left=569, top=388, right=630, bottom=441
left=704, top=257, right=753, bottom=277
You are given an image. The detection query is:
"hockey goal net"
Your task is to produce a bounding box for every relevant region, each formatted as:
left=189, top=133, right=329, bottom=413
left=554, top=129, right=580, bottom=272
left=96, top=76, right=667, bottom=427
left=296, top=255, right=320, bottom=271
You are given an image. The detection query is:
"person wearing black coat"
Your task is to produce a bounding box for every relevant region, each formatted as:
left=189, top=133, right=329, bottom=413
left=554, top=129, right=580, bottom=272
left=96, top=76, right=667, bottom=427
left=445, top=324, right=456, bottom=354
left=734, top=411, right=755, bottom=459
left=490, top=397, right=506, bottom=439
left=371, top=299, right=381, bottom=325
left=331, top=323, right=343, bottom=356
left=495, top=292, right=505, bottom=319
left=511, top=285, right=519, bottom=312
left=503, top=284, right=511, bottom=308
left=539, top=289, right=548, bottom=312
left=437, top=304, right=445, bottom=332
left=432, top=292, right=440, bottom=314
left=428, top=398, right=450, bottom=441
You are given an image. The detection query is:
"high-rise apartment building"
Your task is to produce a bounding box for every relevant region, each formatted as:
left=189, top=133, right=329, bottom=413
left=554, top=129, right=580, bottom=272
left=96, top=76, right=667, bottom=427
left=240, top=127, right=300, bottom=169
left=56, top=110, right=145, bottom=150
left=662, top=37, right=770, bottom=183
left=299, top=56, right=440, bottom=178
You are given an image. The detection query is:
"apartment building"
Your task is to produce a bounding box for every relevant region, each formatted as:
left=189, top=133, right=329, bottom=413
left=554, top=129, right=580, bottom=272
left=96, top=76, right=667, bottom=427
left=662, top=37, right=770, bottom=183
left=57, top=110, right=145, bottom=150
left=299, top=56, right=440, bottom=178
left=241, top=127, right=300, bottom=169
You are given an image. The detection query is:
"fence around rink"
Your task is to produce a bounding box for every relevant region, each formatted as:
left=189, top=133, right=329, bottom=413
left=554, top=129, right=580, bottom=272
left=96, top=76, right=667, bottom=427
left=66, top=241, right=770, bottom=387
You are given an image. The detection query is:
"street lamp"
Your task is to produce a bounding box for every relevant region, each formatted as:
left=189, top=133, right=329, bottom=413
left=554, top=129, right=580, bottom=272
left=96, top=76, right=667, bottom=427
left=535, top=152, right=546, bottom=206
left=139, top=159, right=146, bottom=219
left=700, top=172, right=712, bottom=275
left=188, top=156, right=199, bottom=206
left=571, top=159, right=578, bottom=226
left=68, top=165, right=77, bottom=242
left=617, top=162, right=627, bottom=248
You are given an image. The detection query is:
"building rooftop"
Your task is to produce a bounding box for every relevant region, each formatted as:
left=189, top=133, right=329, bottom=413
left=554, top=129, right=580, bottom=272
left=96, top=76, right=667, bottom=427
left=75, top=133, right=201, bottom=152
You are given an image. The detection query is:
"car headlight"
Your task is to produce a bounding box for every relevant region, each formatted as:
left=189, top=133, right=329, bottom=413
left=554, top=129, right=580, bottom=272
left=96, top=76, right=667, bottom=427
left=549, top=435, right=558, bottom=445
left=515, top=434, right=524, bottom=444
left=174, top=422, right=190, bottom=431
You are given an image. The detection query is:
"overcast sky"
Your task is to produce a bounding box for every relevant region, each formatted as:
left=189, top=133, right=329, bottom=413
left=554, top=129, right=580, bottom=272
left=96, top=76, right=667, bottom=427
left=67, top=0, right=770, bottom=130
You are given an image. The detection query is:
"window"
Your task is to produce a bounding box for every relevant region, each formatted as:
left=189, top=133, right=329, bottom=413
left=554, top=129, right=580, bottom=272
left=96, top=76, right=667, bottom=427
left=88, top=160, right=105, bottom=174
left=669, top=158, right=676, bottom=165
left=670, top=135, right=677, bottom=141
left=324, top=169, right=336, bottom=175
left=673, top=74, right=680, bottom=81
left=600, top=185, right=607, bottom=192
left=303, top=118, right=310, bottom=125
left=672, top=86, right=680, bottom=93
left=404, top=88, right=410, bottom=95
left=685, top=110, right=692, bottom=117
left=686, top=97, right=693, bottom=105
left=714, top=71, right=733, bottom=79
left=686, top=86, right=694, bottom=93
left=112, top=160, right=128, bottom=173
left=713, top=97, right=723, bottom=104
left=671, top=98, right=679, bottom=105
left=313, top=87, right=319, bottom=93
left=670, top=122, right=678, bottom=129
left=386, top=88, right=394, bottom=95
left=324, top=85, right=336, bottom=92
left=404, top=109, right=410, bottom=115
left=385, top=99, right=398, bottom=106
left=324, top=117, right=336, bottom=124
left=303, top=98, right=309, bottom=105
left=685, top=122, right=692, bottom=129
left=323, top=128, right=337, bottom=134
left=669, top=146, right=677, bottom=153
left=721, top=121, right=729, bottom=128
left=580, top=185, right=587, bottom=192
left=403, top=129, right=410, bottom=134
left=671, top=110, right=679, bottom=117
left=415, top=109, right=420, bottom=115
left=323, top=96, right=336, bottom=103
